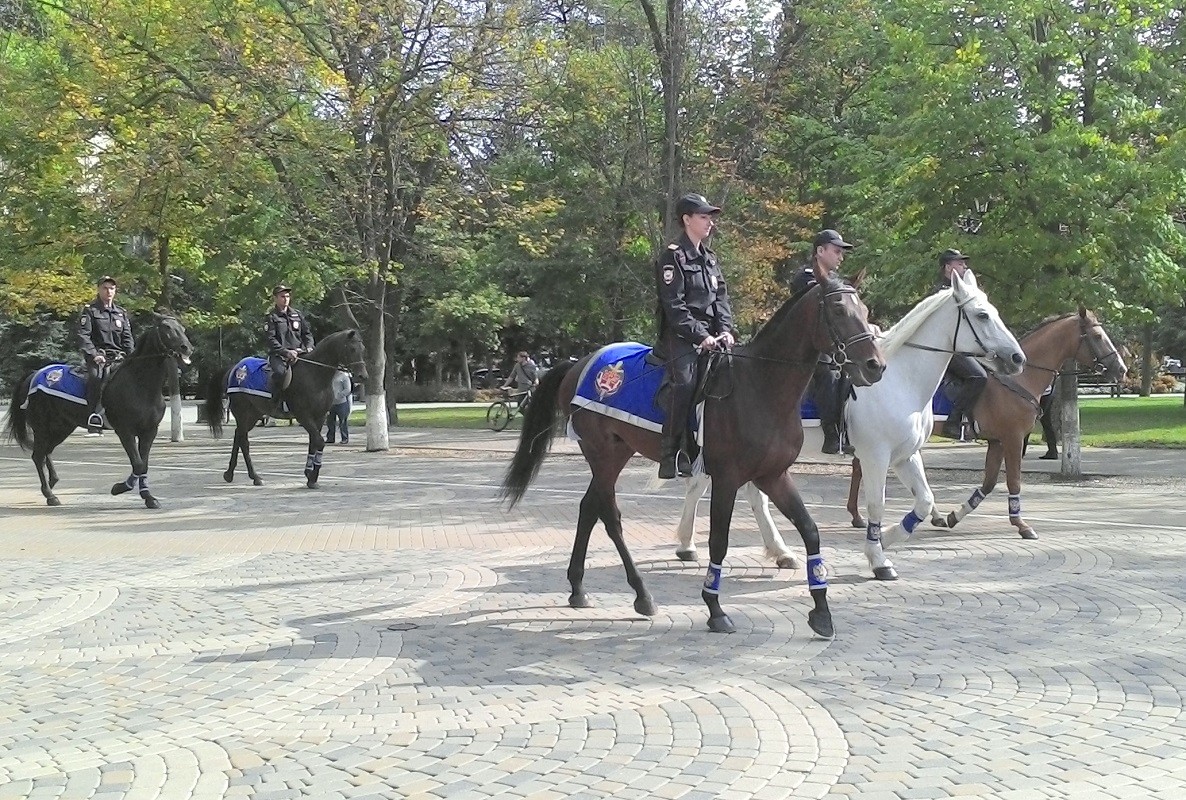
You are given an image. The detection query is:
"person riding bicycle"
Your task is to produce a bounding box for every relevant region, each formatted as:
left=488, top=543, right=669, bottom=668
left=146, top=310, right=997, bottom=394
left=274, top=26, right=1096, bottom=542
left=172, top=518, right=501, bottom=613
left=78, top=275, right=135, bottom=434
left=501, top=351, right=539, bottom=410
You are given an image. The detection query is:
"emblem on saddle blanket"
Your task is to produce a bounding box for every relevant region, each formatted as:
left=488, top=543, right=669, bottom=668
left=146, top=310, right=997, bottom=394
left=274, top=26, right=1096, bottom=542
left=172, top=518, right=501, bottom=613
left=594, top=361, right=625, bottom=399
left=234, top=364, right=249, bottom=384
left=46, top=368, right=64, bottom=385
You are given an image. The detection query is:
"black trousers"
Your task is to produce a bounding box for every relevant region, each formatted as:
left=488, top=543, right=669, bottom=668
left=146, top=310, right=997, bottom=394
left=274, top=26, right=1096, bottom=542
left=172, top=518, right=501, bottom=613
left=85, top=360, right=109, bottom=414
left=810, top=361, right=843, bottom=429
left=267, top=355, right=290, bottom=395
left=660, top=334, right=698, bottom=451
left=945, top=354, right=988, bottom=411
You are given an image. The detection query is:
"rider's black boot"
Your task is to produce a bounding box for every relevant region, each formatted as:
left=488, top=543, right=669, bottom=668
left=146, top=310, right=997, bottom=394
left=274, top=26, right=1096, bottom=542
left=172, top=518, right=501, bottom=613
left=821, top=424, right=841, bottom=455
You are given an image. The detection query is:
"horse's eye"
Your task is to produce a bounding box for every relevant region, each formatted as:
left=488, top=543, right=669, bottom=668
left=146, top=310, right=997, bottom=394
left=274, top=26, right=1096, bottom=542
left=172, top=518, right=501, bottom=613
left=977, top=311, right=990, bottom=321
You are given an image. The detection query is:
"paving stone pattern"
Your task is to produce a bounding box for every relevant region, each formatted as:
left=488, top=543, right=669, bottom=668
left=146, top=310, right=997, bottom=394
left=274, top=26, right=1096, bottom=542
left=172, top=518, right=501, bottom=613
left=1, top=428, right=1184, bottom=799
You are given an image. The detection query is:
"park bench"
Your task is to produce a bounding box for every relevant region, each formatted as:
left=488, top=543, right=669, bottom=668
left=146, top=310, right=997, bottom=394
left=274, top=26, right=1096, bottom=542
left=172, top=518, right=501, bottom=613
left=1076, top=372, right=1122, bottom=397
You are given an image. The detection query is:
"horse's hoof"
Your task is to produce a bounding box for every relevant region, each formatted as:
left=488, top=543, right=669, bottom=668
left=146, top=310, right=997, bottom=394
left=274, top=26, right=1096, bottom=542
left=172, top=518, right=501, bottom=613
left=144, top=497, right=160, bottom=510
left=223, top=471, right=234, bottom=483
left=775, top=555, right=799, bottom=570
left=873, top=566, right=898, bottom=581
left=111, top=482, right=131, bottom=496
left=808, top=609, right=835, bottom=639
left=568, top=593, right=592, bottom=609
left=675, top=549, right=698, bottom=562
left=634, top=596, right=657, bottom=617
left=947, top=511, right=959, bottom=528
left=306, top=480, right=319, bottom=489
left=930, top=514, right=948, bottom=528
left=252, top=477, right=264, bottom=487
left=706, top=615, right=736, bottom=634
left=46, top=496, right=61, bottom=507
left=1019, top=527, right=1038, bottom=540
left=850, top=517, right=865, bottom=529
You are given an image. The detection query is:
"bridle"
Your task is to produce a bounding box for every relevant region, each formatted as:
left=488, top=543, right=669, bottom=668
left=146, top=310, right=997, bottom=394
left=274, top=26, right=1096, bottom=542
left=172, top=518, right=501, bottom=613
left=1023, top=314, right=1123, bottom=379
left=818, top=284, right=876, bottom=367
left=105, top=316, right=191, bottom=364
left=902, top=291, right=1003, bottom=361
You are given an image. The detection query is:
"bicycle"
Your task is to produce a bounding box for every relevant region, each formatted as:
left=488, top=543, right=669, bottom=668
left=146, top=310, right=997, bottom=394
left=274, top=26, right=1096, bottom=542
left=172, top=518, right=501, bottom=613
left=486, top=387, right=532, bottom=432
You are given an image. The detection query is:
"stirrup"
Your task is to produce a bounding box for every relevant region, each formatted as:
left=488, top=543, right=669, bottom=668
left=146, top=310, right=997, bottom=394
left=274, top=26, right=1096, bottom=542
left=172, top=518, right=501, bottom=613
left=87, top=413, right=103, bottom=428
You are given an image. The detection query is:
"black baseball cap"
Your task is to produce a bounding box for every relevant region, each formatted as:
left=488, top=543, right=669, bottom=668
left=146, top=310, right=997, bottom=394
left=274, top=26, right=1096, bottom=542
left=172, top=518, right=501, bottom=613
left=939, top=248, right=971, bottom=265
left=272, top=284, right=292, bottom=296
left=96, top=275, right=118, bottom=286
left=812, top=229, right=855, bottom=250
left=675, top=193, right=722, bottom=218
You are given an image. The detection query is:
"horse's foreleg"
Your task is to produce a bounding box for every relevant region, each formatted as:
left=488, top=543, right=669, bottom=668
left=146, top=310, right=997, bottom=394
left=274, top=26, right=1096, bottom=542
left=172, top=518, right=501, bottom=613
left=303, top=425, right=326, bottom=489
left=46, top=454, right=59, bottom=489
left=935, top=439, right=1002, bottom=529
left=846, top=457, right=865, bottom=528
left=111, top=430, right=158, bottom=509
left=1003, top=437, right=1036, bottom=540
left=742, top=482, right=798, bottom=569
left=857, top=459, right=896, bottom=581
left=702, top=480, right=740, bottom=633
left=755, top=472, right=832, bottom=638
left=136, top=431, right=160, bottom=509
left=675, top=474, right=711, bottom=561
left=881, top=452, right=935, bottom=549
left=568, top=486, right=600, bottom=609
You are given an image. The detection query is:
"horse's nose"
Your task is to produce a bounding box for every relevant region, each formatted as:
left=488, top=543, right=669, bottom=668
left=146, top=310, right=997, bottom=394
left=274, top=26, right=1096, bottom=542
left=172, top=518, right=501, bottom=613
left=866, top=357, right=885, bottom=375
left=1012, top=351, right=1025, bottom=365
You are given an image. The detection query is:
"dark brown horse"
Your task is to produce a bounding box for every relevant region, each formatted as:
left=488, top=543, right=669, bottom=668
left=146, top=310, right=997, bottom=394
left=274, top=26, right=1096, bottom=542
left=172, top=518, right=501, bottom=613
left=205, top=329, right=367, bottom=488
left=927, top=308, right=1126, bottom=538
left=500, top=274, right=886, bottom=637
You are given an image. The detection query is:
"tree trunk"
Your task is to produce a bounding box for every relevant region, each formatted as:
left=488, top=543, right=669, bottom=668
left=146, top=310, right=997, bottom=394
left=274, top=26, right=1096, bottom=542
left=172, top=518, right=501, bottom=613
left=459, top=341, right=470, bottom=390
left=363, top=296, right=389, bottom=451
left=1140, top=322, right=1154, bottom=397
left=1058, top=358, right=1081, bottom=477
left=168, top=360, right=183, bottom=442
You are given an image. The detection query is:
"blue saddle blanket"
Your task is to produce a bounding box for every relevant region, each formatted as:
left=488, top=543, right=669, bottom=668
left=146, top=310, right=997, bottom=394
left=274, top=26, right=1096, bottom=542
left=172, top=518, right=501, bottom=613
left=572, top=342, right=690, bottom=433
left=24, top=364, right=88, bottom=407
left=226, top=357, right=272, bottom=398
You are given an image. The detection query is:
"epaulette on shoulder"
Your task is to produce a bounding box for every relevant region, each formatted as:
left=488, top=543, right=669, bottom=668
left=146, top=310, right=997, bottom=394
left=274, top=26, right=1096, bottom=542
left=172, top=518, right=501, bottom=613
left=667, top=243, right=679, bottom=250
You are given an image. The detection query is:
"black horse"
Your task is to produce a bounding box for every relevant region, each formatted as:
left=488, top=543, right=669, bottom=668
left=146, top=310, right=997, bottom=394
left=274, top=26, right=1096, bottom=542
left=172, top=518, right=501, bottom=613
left=205, top=329, right=367, bottom=488
left=500, top=275, right=886, bottom=637
left=3, top=314, right=194, bottom=508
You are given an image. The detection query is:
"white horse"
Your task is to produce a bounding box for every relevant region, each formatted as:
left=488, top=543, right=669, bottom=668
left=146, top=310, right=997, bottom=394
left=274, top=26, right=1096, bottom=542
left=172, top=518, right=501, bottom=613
left=675, top=270, right=1026, bottom=581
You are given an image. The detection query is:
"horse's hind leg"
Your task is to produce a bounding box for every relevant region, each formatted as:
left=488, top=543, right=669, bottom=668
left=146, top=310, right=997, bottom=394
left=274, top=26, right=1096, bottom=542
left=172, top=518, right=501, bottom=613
left=33, top=448, right=59, bottom=506
left=568, top=487, right=600, bottom=609
left=46, top=455, right=60, bottom=489
left=742, top=482, right=798, bottom=569
left=754, top=472, right=833, bottom=638
left=675, top=474, right=711, bottom=561
left=846, top=457, right=865, bottom=528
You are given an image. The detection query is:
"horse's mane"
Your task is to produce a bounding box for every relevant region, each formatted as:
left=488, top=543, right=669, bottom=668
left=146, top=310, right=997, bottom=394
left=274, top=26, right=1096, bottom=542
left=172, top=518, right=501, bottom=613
left=1021, top=312, right=1077, bottom=339
left=751, top=285, right=817, bottom=344
left=876, top=288, right=958, bottom=359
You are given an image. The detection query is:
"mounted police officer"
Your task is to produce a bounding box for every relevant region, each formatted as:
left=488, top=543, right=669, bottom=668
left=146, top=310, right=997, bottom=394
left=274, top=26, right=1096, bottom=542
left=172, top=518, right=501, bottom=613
left=78, top=275, right=135, bottom=434
left=654, top=193, right=735, bottom=479
left=791, top=229, right=856, bottom=453
left=265, top=284, right=314, bottom=399
left=935, top=248, right=986, bottom=438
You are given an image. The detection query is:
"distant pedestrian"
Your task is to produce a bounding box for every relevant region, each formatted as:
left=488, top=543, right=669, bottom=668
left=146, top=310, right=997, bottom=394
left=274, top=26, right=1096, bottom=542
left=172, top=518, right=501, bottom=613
left=325, top=370, right=352, bottom=444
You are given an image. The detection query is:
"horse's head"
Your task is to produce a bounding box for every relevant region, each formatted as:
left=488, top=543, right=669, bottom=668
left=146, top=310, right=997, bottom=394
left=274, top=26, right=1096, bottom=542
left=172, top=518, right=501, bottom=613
left=815, top=274, right=886, bottom=387
left=1077, top=307, right=1127, bottom=384
left=321, top=329, right=369, bottom=383
left=950, top=270, right=1025, bottom=375
left=152, top=314, right=194, bottom=365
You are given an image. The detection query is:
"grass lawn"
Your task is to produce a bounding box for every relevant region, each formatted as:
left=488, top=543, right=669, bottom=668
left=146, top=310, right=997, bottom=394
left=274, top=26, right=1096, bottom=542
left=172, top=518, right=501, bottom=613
left=1078, top=394, right=1186, bottom=448
left=349, top=404, right=518, bottom=430
left=346, top=395, right=1186, bottom=447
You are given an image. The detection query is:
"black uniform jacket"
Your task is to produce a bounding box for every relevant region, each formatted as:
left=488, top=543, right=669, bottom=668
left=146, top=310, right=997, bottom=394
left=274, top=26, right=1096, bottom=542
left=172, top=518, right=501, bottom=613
left=79, top=300, right=135, bottom=359
left=655, top=233, right=733, bottom=348
left=265, top=307, right=314, bottom=356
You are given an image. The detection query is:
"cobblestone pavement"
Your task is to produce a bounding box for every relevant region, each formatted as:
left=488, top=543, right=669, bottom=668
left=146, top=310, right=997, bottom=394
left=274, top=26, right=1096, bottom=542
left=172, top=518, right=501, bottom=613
left=1, top=427, right=1184, bottom=799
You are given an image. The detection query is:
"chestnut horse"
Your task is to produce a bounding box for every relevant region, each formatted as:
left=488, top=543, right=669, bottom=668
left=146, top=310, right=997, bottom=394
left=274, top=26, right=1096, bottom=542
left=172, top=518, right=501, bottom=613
left=500, top=274, right=885, bottom=637
left=926, top=308, right=1126, bottom=538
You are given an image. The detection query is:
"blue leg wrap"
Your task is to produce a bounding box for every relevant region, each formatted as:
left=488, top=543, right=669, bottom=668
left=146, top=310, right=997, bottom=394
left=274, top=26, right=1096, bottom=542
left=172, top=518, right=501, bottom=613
left=1008, top=493, right=1021, bottom=519
left=305, top=454, right=316, bottom=470
left=313, top=451, right=324, bottom=466
left=901, top=510, right=922, bottom=535
left=703, top=562, right=723, bottom=595
left=968, top=488, right=986, bottom=510
left=807, top=554, right=828, bottom=590
left=865, top=521, right=882, bottom=543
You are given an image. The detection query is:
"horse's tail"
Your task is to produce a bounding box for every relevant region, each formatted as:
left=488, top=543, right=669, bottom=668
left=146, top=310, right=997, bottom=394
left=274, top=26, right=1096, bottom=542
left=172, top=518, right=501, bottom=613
left=205, top=370, right=226, bottom=438
left=3, top=373, right=34, bottom=451
left=499, top=359, right=576, bottom=509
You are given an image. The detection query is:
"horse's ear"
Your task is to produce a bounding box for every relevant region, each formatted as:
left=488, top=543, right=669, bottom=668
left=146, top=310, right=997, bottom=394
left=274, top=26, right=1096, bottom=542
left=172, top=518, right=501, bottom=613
left=1078, top=305, right=1087, bottom=320
left=347, top=329, right=359, bottom=339
left=849, top=268, right=867, bottom=290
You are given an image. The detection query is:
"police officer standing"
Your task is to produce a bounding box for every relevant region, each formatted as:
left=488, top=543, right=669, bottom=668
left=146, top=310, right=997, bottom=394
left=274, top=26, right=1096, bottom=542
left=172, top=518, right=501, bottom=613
left=265, top=284, right=314, bottom=398
left=790, top=229, right=856, bottom=453
left=654, top=193, right=735, bottom=479
left=78, top=275, right=135, bottom=434
left=935, top=248, right=986, bottom=438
